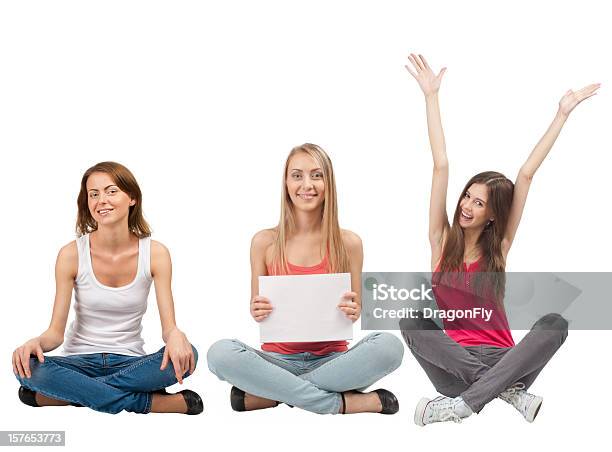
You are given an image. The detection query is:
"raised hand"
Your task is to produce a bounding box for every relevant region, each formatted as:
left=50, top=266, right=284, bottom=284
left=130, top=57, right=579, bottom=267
left=405, top=53, right=447, bottom=97
left=558, top=83, right=600, bottom=117
left=503, top=82, right=600, bottom=255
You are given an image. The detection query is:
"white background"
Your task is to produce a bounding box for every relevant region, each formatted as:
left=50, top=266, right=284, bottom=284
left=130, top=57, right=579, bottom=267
left=1, top=1, right=610, bottom=450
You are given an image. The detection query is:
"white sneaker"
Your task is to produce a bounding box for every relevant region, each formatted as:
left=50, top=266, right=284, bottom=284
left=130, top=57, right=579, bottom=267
left=414, top=396, right=473, bottom=426
left=498, top=382, right=543, bottom=423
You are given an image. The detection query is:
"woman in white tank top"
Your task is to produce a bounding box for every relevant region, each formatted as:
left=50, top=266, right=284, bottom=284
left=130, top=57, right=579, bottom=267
left=12, top=161, right=203, bottom=415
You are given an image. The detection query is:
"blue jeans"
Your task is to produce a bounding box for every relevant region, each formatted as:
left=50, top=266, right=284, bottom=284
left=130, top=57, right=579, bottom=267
left=207, top=332, right=404, bottom=414
left=15, top=345, right=198, bottom=414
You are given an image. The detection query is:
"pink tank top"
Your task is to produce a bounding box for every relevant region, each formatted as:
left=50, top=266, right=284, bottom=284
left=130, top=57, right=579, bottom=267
left=433, top=259, right=515, bottom=348
left=261, top=253, right=349, bottom=355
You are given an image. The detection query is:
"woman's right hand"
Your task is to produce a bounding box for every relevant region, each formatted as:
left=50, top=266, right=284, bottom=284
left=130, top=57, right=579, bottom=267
left=405, top=53, right=446, bottom=97
left=12, top=338, right=45, bottom=379
left=250, top=295, right=273, bottom=322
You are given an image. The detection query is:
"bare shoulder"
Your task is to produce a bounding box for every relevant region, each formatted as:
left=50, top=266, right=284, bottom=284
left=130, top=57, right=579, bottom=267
left=56, top=240, right=78, bottom=277
left=149, top=240, right=172, bottom=279
left=251, top=228, right=276, bottom=251
left=341, top=229, right=363, bottom=254
left=58, top=240, right=78, bottom=260
left=251, top=228, right=276, bottom=267
left=150, top=240, right=171, bottom=262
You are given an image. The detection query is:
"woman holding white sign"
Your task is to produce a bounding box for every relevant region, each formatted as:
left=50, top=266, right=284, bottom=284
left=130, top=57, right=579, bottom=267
left=207, top=143, right=404, bottom=415
left=400, top=53, right=598, bottom=425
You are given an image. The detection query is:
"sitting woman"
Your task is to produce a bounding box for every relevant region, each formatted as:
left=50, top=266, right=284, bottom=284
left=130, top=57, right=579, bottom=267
left=12, top=161, right=203, bottom=415
left=207, top=143, right=404, bottom=415
left=400, top=53, right=598, bottom=425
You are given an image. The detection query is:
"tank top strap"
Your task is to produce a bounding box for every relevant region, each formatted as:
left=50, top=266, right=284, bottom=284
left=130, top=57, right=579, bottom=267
left=140, top=236, right=153, bottom=281
left=75, top=234, right=90, bottom=282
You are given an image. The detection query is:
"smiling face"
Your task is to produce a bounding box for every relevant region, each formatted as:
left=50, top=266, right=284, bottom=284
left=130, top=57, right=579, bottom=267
left=458, top=183, right=493, bottom=229
left=86, top=171, right=135, bottom=228
left=285, top=151, right=326, bottom=213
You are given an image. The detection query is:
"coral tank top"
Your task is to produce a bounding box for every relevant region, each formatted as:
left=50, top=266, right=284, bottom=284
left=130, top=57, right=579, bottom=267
left=261, top=253, right=349, bottom=355
left=432, top=259, right=515, bottom=348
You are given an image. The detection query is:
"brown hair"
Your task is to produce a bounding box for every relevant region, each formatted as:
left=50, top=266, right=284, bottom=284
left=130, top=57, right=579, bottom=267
left=437, top=171, right=514, bottom=302
left=76, top=161, right=151, bottom=238
left=271, top=143, right=350, bottom=273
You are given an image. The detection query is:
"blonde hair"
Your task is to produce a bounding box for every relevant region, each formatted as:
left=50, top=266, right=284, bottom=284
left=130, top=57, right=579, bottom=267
left=271, top=143, right=349, bottom=273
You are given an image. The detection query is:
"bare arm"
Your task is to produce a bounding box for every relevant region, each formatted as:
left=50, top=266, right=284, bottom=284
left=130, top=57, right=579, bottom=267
left=151, top=240, right=195, bottom=383
left=338, top=230, right=363, bottom=322
left=502, top=83, right=600, bottom=257
left=250, top=229, right=275, bottom=322
left=405, top=53, right=449, bottom=266
left=12, top=242, right=77, bottom=378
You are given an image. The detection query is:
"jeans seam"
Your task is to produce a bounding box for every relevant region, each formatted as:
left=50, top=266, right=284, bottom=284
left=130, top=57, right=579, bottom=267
left=256, top=351, right=304, bottom=374
left=301, top=333, right=378, bottom=377
left=48, top=359, right=99, bottom=369
left=144, top=392, right=152, bottom=414
left=332, top=392, right=342, bottom=415
left=97, top=349, right=165, bottom=384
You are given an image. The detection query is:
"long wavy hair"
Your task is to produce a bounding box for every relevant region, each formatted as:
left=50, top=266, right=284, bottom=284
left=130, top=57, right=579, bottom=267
left=271, top=144, right=350, bottom=274
left=437, top=171, right=514, bottom=302
left=76, top=161, right=151, bottom=238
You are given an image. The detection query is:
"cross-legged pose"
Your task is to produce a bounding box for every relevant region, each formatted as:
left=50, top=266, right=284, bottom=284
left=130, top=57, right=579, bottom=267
left=207, top=144, right=404, bottom=415
left=400, top=53, right=599, bottom=425
left=12, top=162, right=203, bottom=415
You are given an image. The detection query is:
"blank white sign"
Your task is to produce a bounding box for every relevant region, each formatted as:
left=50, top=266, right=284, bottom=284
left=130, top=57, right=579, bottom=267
left=258, top=273, right=353, bottom=343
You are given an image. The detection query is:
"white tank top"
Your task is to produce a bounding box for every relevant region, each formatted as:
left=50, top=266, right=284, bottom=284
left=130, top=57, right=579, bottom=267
left=62, top=234, right=153, bottom=356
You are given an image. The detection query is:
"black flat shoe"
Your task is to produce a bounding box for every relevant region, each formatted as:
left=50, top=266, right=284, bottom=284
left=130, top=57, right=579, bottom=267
left=18, top=386, right=82, bottom=408
left=230, top=386, right=246, bottom=412
left=230, top=386, right=282, bottom=412
left=344, top=389, right=399, bottom=414
left=373, top=389, right=399, bottom=415
left=18, top=386, right=38, bottom=407
left=178, top=389, right=203, bottom=415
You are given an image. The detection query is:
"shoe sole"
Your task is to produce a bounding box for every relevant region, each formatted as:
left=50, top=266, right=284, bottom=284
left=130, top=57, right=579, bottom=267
left=525, top=396, right=543, bottom=423
left=414, top=397, right=431, bottom=426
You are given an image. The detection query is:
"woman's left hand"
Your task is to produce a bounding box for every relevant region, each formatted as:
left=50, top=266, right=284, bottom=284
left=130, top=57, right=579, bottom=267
left=160, top=328, right=195, bottom=384
left=558, top=83, right=600, bottom=117
left=338, top=292, right=361, bottom=322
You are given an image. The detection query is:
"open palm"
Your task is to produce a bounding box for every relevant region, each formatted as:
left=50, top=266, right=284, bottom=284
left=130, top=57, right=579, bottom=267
left=405, top=53, right=446, bottom=96
left=559, top=83, right=600, bottom=116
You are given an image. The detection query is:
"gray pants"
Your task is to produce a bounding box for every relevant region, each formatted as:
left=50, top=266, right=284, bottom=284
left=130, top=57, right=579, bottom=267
left=400, top=313, right=568, bottom=413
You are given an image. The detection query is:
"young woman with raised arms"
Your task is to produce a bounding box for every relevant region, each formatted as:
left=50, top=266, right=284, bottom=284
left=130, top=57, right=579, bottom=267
left=400, top=54, right=598, bottom=425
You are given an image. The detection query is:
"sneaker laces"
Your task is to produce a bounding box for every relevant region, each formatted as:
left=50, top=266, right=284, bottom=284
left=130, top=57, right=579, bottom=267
left=427, top=397, right=464, bottom=424
left=438, top=408, right=463, bottom=423
left=499, top=382, right=526, bottom=406
left=504, top=382, right=526, bottom=394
